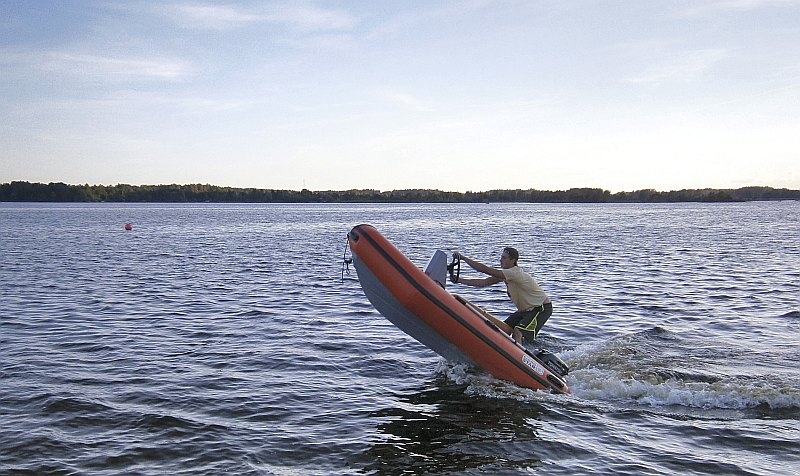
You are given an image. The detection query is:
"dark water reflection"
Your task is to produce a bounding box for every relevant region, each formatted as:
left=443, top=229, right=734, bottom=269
left=364, top=380, right=548, bottom=475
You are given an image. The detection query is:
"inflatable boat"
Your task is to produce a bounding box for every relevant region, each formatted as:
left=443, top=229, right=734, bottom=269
left=347, top=224, right=570, bottom=394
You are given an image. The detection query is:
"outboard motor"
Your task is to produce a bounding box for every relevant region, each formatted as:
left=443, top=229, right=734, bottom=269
left=535, top=350, right=569, bottom=377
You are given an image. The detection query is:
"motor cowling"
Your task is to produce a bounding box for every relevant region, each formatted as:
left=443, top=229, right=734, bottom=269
left=535, top=350, right=569, bottom=377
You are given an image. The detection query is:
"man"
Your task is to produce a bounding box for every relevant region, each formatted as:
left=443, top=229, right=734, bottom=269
left=451, top=248, right=552, bottom=344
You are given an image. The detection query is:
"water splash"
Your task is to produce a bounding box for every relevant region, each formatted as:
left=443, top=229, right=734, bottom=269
left=562, top=328, right=800, bottom=412
left=433, top=327, right=800, bottom=415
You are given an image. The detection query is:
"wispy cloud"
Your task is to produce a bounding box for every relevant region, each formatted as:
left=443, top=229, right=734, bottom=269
left=161, top=4, right=264, bottom=30
left=2, top=48, right=192, bottom=82
left=624, top=48, right=729, bottom=84
left=366, top=1, right=494, bottom=39
left=379, top=91, right=438, bottom=113
left=271, top=5, right=357, bottom=32
left=675, top=0, right=800, bottom=16
left=160, top=2, right=357, bottom=32
left=40, top=52, right=192, bottom=81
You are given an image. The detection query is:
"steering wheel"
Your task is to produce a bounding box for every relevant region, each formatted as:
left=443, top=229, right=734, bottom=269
left=447, top=253, right=461, bottom=284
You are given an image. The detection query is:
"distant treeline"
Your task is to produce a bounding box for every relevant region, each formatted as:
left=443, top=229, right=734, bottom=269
left=1, top=181, right=798, bottom=203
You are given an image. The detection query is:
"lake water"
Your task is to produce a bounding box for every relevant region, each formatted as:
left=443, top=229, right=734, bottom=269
left=1, top=201, right=799, bottom=475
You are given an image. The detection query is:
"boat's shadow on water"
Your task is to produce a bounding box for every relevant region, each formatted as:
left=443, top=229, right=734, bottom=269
left=358, top=378, right=551, bottom=475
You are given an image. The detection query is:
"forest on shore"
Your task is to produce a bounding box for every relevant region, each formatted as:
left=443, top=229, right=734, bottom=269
left=1, top=181, right=798, bottom=203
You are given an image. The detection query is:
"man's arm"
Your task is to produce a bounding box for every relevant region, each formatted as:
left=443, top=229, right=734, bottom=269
left=456, top=275, right=504, bottom=287
left=453, top=252, right=506, bottom=286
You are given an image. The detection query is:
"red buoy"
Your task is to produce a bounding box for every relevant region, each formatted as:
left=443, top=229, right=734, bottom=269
left=124, top=223, right=133, bottom=231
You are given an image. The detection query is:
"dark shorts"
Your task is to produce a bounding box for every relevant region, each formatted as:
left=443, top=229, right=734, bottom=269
left=504, top=302, right=552, bottom=340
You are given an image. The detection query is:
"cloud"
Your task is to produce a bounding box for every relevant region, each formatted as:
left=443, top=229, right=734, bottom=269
left=40, top=52, right=191, bottom=82
left=50, top=52, right=190, bottom=80
left=379, top=91, right=438, bottom=113
left=676, top=0, right=800, bottom=16
left=160, top=2, right=357, bottom=32
left=271, top=5, right=357, bottom=32
left=1, top=48, right=192, bottom=82
left=623, top=48, right=729, bottom=84
left=162, top=4, right=264, bottom=29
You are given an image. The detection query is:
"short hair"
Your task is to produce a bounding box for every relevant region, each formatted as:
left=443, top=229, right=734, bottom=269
left=503, top=247, right=519, bottom=263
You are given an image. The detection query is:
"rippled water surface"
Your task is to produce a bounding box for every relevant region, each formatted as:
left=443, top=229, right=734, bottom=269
left=2, top=202, right=799, bottom=475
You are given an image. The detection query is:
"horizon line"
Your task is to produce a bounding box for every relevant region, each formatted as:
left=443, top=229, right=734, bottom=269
left=3, top=180, right=798, bottom=195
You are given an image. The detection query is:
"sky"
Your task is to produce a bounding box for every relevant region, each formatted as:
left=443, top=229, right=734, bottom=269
left=1, top=1, right=799, bottom=193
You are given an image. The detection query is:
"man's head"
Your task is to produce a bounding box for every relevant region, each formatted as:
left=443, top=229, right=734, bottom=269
left=501, top=247, right=519, bottom=268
